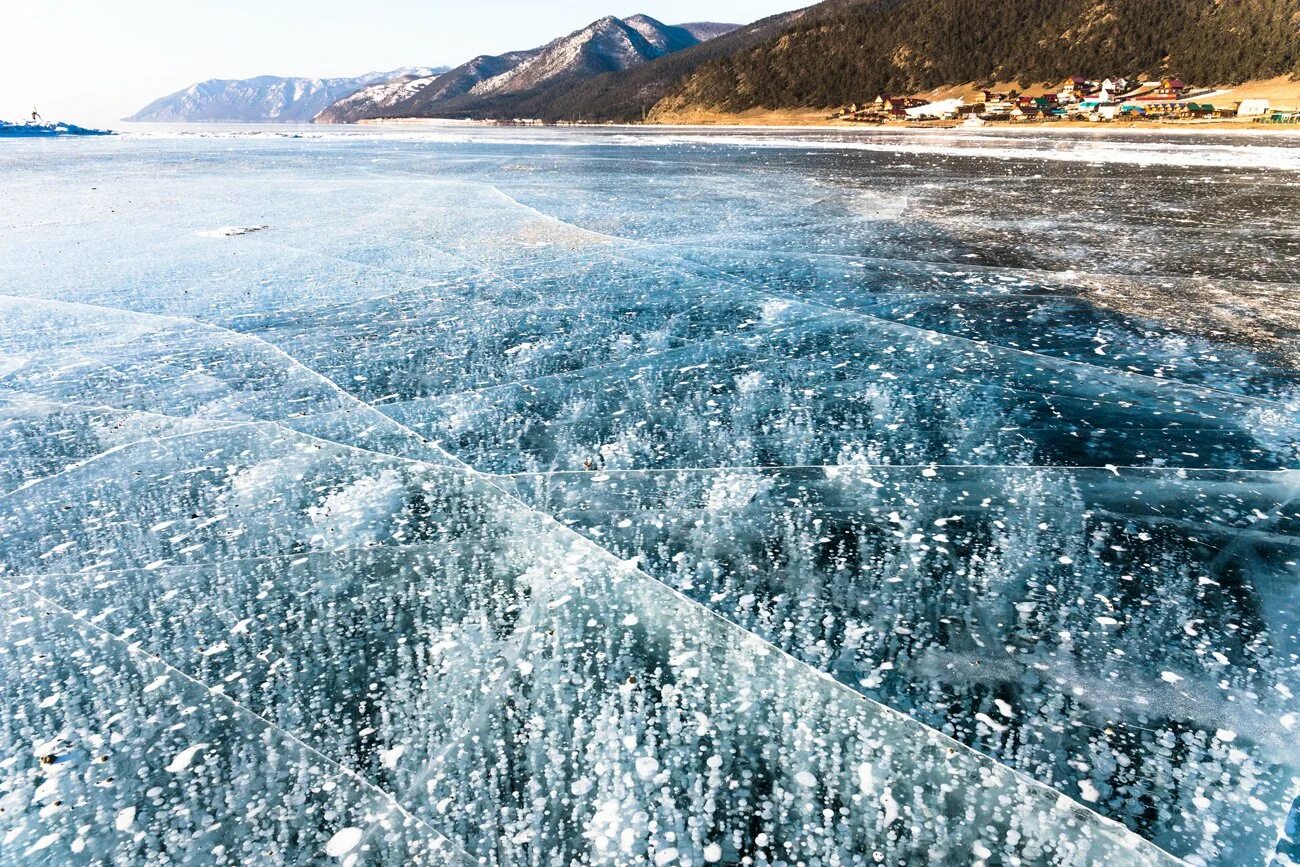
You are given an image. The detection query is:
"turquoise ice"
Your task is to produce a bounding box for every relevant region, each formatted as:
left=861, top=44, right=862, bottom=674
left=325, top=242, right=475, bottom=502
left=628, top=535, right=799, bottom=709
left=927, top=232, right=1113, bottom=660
left=0, top=126, right=1297, bottom=866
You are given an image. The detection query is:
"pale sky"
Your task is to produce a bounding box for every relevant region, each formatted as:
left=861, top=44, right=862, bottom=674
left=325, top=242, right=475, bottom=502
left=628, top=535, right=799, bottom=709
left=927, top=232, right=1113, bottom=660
left=1, top=1, right=800, bottom=126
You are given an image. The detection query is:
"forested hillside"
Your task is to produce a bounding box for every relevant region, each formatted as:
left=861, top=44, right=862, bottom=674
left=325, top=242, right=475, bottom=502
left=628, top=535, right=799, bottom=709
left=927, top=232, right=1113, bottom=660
left=650, top=0, right=1300, bottom=117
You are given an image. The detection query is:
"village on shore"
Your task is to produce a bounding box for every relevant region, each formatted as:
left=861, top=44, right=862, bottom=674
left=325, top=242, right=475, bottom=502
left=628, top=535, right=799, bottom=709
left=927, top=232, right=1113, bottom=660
left=834, top=76, right=1300, bottom=126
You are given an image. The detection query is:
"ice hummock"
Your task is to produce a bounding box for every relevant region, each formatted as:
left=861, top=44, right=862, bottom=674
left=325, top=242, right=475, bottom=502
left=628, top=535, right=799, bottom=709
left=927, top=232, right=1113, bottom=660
left=0, top=119, right=113, bottom=137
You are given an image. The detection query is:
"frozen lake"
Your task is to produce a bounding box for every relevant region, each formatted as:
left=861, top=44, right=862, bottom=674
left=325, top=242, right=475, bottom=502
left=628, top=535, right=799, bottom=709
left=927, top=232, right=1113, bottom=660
left=0, top=126, right=1297, bottom=865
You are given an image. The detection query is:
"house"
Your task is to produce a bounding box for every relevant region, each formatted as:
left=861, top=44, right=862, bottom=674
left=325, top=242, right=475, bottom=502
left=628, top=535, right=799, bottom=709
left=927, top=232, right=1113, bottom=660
left=1136, top=79, right=1186, bottom=101
left=1061, top=76, right=1102, bottom=101
left=888, top=97, right=930, bottom=116
left=982, top=92, right=1017, bottom=115
left=1132, top=102, right=1175, bottom=117
left=864, top=95, right=929, bottom=115
left=1236, top=99, right=1271, bottom=118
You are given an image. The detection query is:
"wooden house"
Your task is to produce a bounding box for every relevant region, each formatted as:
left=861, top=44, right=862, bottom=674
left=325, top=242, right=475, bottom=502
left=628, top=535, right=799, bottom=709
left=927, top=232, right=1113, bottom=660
left=1137, top=79, right=1187, bottom=101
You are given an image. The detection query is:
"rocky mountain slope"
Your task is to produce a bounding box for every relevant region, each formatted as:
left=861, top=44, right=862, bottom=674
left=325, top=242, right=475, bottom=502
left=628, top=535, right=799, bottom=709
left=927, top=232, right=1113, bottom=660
left=675, top=22, right=746, bottom=42
left=314, top=15, right=738, bottom=123
left=496, top=8, right=809, bottom=122
left=127, top=69, right=446, bottom=122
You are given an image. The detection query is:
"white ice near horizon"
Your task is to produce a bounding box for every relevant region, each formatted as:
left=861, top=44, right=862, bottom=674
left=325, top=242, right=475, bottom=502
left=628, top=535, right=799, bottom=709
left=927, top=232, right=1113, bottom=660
left=112, top=122, right=1300, bottom=171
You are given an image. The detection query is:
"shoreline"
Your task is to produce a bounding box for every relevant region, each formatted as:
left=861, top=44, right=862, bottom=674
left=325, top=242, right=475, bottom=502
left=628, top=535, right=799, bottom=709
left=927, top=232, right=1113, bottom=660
left=354, top=115, right=1300, bottom=136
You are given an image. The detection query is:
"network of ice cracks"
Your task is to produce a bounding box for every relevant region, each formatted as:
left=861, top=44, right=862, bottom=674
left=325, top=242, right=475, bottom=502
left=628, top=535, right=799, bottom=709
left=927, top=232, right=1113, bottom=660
left=0, top=131, right=1297, bottom=867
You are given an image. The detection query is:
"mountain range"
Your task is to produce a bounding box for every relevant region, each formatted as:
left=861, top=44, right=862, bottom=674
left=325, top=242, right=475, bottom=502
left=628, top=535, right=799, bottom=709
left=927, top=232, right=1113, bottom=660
left=126, top=68, right=448, bottom=123
left=130, top=0, right=1300, bottom=125
left=314, top=15, right=739, bottom=123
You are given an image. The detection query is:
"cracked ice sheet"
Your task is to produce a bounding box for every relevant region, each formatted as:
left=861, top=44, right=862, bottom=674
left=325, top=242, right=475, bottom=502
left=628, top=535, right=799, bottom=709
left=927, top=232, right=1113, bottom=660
left=400, top=530, right=1176, bottom=865
left=512, top=463, right=1300, bottom=864
left=0, top=298, right=453, bottom=466
left=0, top=425, right=536, bottom=577
left=0, top=174, right=605, bottom=321
left=0, top=395, right=225, bottom=496
left=483, top=138, right=1300, bottom=282
left=2, top=130, right=1298, bottom=865
left=0, top=410, right=1178, bottom=865
left=388, top=313, right=1300, bottom=475
left=0, top=550, right=1175, bottom=866
left=645, top=245, right=1300, bottom=399
left=481, top=229, right=1300, bottom=402
left=487, top=149, right=1300, bottom=381
left=456, top=234, right=1300, bottom=403
left=0, top=586, right=465, bottom=866
left=8, top=542, right=540, bottom=810
left=461, top=209, right=1300, bottom=404
left=225, top=269, right=805, bottom=406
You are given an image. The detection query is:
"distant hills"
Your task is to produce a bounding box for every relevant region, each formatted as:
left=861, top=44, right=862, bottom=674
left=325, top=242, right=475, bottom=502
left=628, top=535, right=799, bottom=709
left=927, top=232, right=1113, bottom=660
left=315, top=15, right=739, bottom=123
left=131, top=0, right=1300, bottom=126
left=126, top=69, right=448, bottom=122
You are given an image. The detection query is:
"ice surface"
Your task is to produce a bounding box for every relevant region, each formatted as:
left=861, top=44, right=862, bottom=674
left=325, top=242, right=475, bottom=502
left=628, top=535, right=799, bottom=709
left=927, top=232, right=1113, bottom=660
left=0, top=587, right=464, bottom=865
left=1, top=127, right=1296, bottom=865
left=515, top=464, right=1300, bottom=863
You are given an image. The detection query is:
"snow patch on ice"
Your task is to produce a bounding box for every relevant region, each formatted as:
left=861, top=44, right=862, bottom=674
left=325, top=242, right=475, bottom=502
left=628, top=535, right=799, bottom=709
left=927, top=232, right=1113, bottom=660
left=196, top=225, right=269, bottom=238
left=325, top=826, right=363, bottom=857
left=307, top=469, right=406, bottom=548
left=165, top=742, right=208, bottom=772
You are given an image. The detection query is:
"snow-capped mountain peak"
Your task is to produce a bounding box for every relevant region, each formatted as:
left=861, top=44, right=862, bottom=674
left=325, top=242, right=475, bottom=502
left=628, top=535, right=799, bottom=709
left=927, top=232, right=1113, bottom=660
left=313, top=14, right=738, bottom=124
left=466, top=16, right=661, bottom=98
left=127, top=68, right=447, bottom=123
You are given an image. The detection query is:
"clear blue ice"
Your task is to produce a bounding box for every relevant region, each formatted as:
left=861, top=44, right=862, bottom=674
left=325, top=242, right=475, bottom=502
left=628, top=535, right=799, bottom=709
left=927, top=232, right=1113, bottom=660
left=0, top=126, right=1297, bottom=866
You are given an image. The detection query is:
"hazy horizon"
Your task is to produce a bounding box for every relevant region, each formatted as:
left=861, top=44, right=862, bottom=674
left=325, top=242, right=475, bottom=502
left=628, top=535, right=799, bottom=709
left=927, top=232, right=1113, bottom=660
left=2, top=1, right=798, bottom=126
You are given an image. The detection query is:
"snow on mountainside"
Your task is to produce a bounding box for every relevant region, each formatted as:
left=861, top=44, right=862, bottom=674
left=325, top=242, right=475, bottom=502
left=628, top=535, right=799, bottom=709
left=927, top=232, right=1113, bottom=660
left=675, top=22, right=742, bottom=42
left=312, top=75, right=441, bottom=124
left=466, top=16, right=668, bottom=97
left=626, top=16, right=736, bottom=52
left=315, top=53, right=540, bottom=124
left=127, top=68, right=447, bottom=123
left=313, top=14, right=738, bottom=123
